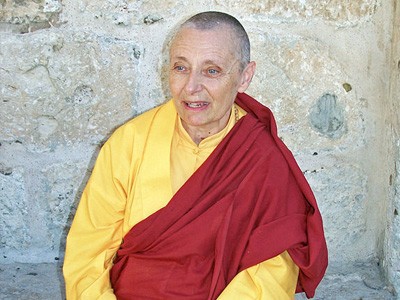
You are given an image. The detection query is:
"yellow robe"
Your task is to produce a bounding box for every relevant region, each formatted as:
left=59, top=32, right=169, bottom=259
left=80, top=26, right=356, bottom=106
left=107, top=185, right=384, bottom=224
left=63, top=100, right=299, bottom=299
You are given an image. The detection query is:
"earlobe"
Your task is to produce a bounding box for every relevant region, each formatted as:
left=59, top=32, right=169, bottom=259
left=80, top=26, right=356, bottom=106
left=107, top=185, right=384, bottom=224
left=238, top=61, right=256, bottom=93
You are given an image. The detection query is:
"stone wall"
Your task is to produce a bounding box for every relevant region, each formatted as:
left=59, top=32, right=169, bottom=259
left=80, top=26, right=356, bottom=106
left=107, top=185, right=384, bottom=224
left=386, top=0, right=400, bottom=292
left=0, top=0, right=397, bottom=293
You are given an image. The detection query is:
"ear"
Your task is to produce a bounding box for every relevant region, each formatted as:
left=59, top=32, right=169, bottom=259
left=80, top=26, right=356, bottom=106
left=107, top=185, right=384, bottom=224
left=238, top=61, right=256, bottom=93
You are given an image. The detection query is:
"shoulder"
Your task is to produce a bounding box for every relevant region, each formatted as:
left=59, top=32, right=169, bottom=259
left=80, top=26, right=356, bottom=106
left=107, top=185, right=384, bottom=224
left=237, top=114, right=291, bottom=172
left=108, top=100, right=174, bottom=145
left=94, top=100, right=175, bottom=172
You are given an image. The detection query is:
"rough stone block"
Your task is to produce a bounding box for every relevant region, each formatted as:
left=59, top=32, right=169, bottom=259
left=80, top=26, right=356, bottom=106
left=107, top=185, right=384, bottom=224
left=304, top=162, right=369, bottom=261
left=247, top=31, right=365, bottom=152
left=214, top=0, right=379, bottom=26
left=387, top=146, right=400, bottom=290
left=0, top=166, right=31, bottom=249
left=59, top=0, right=171, bottom=28
left=0, top=29, right=138, bottom=152
left=0, top=0, right=62, bottom=33
left=0, top=141, right=97, bottom=261
left=40, top=161, right=88, bottom=251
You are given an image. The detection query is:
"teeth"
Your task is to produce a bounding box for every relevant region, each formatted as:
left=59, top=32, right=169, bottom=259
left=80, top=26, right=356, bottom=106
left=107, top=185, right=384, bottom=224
left=187, top=102, right=206, bottom=108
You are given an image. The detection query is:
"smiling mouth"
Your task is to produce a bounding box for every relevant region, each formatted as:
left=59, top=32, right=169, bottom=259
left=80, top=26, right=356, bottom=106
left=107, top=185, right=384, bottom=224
left=185, top=102, right=208, bottom=109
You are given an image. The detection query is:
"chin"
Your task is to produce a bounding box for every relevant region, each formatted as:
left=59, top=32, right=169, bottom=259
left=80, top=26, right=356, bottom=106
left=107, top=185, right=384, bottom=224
left=183, top=117, right=207, bottom=127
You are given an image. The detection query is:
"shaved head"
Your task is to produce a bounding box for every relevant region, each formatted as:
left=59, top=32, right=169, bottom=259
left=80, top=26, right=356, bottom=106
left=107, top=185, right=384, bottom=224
left=174, top=11, right=251, bottom=71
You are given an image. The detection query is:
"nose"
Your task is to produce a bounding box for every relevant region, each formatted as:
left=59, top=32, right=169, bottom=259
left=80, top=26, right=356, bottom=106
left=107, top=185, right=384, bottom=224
left=184, top=71, right=203, bottom=94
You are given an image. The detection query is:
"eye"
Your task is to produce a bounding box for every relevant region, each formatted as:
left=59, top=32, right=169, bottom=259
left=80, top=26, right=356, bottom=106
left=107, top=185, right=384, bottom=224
left=205, top=68, right=220, bottom=77
left=172, top=64, right=188, bottom=73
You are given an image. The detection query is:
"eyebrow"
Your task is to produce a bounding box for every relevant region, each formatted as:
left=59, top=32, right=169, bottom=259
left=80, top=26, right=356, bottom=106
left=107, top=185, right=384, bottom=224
left=171, top=56, right=188, bottom=62
left=171, top=56, right=224, bottom=68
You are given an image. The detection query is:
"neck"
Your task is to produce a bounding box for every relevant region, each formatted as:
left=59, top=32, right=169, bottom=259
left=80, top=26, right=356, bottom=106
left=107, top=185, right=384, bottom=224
left=184, top=126, right=223, bottom=145
left=181, top=106, right=239, bottom=145
left=183, top=115, right=231, bottom=146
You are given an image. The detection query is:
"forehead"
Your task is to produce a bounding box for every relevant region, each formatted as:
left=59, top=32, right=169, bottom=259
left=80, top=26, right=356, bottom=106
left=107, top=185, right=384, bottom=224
left=169, top=26, right=237, bottom=63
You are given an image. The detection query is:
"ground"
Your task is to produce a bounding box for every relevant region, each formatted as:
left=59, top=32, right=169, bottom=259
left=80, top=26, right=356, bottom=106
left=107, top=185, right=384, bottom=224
left=0, top=260, right=396, bottom=299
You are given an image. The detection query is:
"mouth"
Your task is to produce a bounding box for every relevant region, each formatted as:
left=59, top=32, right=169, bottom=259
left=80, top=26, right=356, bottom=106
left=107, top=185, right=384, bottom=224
left=184, top=101, right=209, bottom=109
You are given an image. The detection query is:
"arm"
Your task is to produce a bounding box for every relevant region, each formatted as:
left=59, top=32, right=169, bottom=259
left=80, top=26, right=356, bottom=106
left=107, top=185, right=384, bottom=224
left=217, top=251, right=299, bottom=300
left=63, top=140, right=127, bottom=300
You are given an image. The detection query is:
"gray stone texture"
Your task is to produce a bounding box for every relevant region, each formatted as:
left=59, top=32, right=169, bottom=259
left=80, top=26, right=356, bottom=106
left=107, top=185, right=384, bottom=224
left=385, top=0, right=400, bottom=293
left=0, top=166, right=30, bottom=250
left=0, top=30, right=137, bottom=150
left=0, top=0, right=399, bottom=298
left=0, top=0, right=62, bottom=33
left=305, top=162, right=369, bottom=262
left=214, top=0, right=380, bottom=25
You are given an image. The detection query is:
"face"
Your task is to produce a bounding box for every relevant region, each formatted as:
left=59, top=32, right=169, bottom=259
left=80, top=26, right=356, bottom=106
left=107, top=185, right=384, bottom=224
left=169, top=26, right=255, bottom=138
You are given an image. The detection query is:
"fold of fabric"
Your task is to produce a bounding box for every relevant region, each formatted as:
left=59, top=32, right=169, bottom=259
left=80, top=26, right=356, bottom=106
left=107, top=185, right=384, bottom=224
left=110, top=93, right=328, bottom=299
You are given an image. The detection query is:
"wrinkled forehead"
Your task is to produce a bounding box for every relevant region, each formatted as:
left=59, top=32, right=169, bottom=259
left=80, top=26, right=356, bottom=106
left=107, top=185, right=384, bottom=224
left=169, top=26, right=239, bottom=59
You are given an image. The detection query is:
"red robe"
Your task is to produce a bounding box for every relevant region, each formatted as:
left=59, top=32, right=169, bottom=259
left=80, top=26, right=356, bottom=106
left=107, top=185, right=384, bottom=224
left=110, top=93, right=328, bottom=299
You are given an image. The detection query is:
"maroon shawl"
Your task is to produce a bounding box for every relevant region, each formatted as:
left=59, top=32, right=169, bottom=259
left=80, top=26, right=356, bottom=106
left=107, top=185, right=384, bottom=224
left=110, top=93, right=328, bottom=299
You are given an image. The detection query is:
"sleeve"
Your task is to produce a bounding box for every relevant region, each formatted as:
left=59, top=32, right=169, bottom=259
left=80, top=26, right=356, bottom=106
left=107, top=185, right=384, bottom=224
left=217, top=251, right=299, bottom=300
left=63, top=138, right=128, bottom=300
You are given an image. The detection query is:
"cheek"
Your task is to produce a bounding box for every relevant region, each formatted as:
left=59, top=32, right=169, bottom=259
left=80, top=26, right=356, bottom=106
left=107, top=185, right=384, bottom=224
left=221, top=75, right=241, bottom=92
left=217, top=80, right=240, bottom=100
